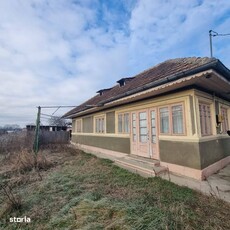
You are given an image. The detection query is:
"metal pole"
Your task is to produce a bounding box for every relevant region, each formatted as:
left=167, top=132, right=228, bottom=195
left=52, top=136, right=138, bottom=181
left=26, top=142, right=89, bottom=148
left=33, top=106, right=41, bottom=154
left=209, top=30, right=213, bottom=58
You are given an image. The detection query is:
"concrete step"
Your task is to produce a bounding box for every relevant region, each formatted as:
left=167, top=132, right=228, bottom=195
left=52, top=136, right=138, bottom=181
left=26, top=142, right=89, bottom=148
left=122, top=155, right=160, bottom=167
left=114, top=158, right=168, bottom=178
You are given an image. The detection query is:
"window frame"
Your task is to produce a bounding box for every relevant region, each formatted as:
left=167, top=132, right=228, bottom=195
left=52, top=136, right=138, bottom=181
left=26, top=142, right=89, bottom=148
left=95, top=115, right=105, bottom=134
left=220, top=106, right=229, bottom=134
left=76, top=119, right=82, bottom=133
left=159, top=107, right=170, bottom=134
left=199, top=102, right=212, bottom=136
left=117, top=112, right=130, bottom=134
left=159, top=103, right=186, bottom=136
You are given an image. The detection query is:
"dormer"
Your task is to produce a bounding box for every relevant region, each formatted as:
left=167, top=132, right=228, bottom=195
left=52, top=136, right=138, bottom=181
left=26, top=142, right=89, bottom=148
left=96, top=88, right=111, bottom=96
left=117, top=77, right=134, bottom=87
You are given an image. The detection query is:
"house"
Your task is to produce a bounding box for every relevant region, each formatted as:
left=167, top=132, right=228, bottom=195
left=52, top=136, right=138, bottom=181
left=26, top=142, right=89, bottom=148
left=64, top=57, right=230, bottom=180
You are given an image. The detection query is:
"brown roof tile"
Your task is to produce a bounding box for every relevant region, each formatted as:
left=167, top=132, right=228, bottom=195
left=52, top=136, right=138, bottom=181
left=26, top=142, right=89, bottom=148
left=64, top=57, right=220, bottom=117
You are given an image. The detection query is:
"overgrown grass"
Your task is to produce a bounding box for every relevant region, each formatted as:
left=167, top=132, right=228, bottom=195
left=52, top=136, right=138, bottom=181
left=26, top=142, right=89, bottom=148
left=0, top=146, right=229, bottom=230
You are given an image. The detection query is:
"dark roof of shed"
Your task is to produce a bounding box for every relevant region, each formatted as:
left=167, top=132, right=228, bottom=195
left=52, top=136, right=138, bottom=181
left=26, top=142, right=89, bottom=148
left=64, top=57, right=230, bottom=118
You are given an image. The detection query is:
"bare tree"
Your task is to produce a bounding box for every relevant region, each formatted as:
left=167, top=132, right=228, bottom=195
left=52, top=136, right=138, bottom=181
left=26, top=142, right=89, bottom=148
left=48, top=116, right=67, bottom=126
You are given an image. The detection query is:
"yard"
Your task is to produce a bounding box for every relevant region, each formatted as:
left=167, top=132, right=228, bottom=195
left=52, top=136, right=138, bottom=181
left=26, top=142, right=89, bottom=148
left=0, top=145, right=230, bottom=230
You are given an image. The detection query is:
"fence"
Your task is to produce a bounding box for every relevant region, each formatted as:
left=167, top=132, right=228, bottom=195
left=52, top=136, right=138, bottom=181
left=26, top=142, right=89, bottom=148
left=0, top=132, right=34, bottom=154
left=0, top=131, right=70, bottom=154
left=39, top=131, right=70, bottom=145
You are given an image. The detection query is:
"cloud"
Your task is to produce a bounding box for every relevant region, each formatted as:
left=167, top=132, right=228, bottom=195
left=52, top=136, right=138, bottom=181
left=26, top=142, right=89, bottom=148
left=0, top=0, right=230, bottom=126
left=128, top=0, right=230, bottom=72
left=0, top=0, right=130, bottom=126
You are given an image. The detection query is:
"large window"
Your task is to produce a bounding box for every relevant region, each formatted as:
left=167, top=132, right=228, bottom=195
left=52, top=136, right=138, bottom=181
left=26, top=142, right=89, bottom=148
left=199, top=103, right=212, bottom=136
left=118, top=113, right=130, bottom=133
left=221, top=107, right=229, bottom=134
left=172, top=105, right=184, bottom=134
left=95, top=116, right=105, bottom=133
left=159, top=104, right=185, bottom=135
left=160, top=107, right=169, bottom=134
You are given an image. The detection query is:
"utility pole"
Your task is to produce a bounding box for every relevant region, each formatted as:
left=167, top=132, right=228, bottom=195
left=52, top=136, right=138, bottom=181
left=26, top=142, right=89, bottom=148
left=209, top=30, right=213, bottom=58
left=33, top=106, right=41, bottom=154
left=209, top=30, right=230, bottom=58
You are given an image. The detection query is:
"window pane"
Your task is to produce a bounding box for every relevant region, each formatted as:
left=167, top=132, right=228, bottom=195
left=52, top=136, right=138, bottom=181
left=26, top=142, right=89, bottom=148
left=172, top=105, right=184, bottom=134
left=101, top=118, right=104, bottom=133
left=76, top=120, right=82, bottom=132
left=95, top=119, right=98, bottom=133
left=132, top=113, right=136, bottom=142
left=160, top=108, right=169, bottom=133
left=124, top=113, right=130, bottom=133
left=151, top=111, right=156, bottom=143
left=221, top=107, right=229, bottom=133
left=95, top=117, right=104, bottom=133
left=139, top=112, right=147, bottom=142
left=199, top=103, right=212, bottom=136
left=118, top=114, right=123, bottom=133
left=140, top=135, right=147, bottom=142
left=139, top=112, right=146, bottom=119
left=140, top=119, right=147, bottom=127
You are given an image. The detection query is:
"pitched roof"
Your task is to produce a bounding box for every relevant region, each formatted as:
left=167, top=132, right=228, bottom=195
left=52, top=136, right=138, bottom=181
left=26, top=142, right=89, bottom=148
left=64, top=57, right=229, bottom=118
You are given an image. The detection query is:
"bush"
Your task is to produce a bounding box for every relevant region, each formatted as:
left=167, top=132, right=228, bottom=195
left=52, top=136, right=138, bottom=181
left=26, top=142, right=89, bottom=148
left=0, top=132, right=34, bottom=154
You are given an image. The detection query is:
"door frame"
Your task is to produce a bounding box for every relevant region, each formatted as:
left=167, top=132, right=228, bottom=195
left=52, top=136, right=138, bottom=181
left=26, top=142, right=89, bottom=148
left=130, top=108, right=159, bottom=159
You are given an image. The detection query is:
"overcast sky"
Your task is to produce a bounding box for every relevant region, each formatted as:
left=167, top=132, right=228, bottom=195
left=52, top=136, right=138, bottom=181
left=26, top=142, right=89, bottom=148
left=0, top=0, right=230, bottom=127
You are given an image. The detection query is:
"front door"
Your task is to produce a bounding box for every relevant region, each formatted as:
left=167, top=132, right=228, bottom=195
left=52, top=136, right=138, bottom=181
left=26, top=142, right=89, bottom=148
left=131, top=109, right=158, bottom=159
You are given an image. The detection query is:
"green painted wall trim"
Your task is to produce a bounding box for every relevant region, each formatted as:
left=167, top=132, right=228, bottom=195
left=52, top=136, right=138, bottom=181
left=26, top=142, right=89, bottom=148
left=159, top=140, right=201, bottom=169
left=189, top=95, right=196, bottom=135
left=106, top=111, right=115, bottom=133
left=159, top=138, right=230, bottom=170
left=83, top=116, right=93, bottom=133
left=72, top=134, right=130, bottom=154
left=199, top=138, right=230, bottom=168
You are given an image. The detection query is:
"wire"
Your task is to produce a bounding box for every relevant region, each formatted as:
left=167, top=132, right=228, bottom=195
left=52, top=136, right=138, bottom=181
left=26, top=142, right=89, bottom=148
left=41, top=113, right=61, bottom=118
left=52, top=106, right=61, bottom=116
left=38, top=105, right=77, bottom=108
left=210, top=30, right=230, bottom=37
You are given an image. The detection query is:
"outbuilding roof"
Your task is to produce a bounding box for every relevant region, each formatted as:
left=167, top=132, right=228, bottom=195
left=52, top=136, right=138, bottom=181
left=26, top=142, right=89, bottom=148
left=64, top=57, right=230, bottom=118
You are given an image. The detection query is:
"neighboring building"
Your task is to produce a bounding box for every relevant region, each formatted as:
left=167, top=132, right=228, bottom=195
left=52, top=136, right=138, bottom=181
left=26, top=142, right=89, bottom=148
left=64, top=57, right=230, bottom=180
left=26, top=125, right=67, bottom=132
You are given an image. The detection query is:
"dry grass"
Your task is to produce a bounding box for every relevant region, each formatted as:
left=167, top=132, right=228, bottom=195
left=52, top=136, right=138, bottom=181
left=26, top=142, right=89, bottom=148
left=0, top=132, right=34, bottom=154
left=0, top=145, right=229, bottom=230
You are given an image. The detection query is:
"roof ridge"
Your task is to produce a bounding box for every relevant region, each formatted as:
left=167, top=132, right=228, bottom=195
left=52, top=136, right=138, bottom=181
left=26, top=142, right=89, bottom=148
left=63, top=56, right=223, bottom=118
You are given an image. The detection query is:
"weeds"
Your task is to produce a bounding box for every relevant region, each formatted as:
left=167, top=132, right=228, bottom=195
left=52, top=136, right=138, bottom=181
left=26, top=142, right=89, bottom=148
left=0, top=146, right=230, bottom=230
left=0, top=132, right=34, bottom=154
left=0, top=182, right=22, bottom=217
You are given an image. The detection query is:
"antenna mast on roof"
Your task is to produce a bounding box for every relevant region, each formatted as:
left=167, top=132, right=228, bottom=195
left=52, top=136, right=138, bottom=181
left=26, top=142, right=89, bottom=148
left=209, top=30, right=230, bottom=58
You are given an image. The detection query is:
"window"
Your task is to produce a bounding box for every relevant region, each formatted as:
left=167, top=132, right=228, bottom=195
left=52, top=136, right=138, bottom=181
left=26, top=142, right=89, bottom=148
left=199, top=103, right=212, bottom=136
left=95, top=116, right=105, bottom=133
left=160, top=107, right=169, bottom=134
left=159, top=104, right=185, bottom=135
left=172, top=105, right=184, bottom=134
left=72, top=120, right=76, bottom=132
left=76, top=119, right=82, bottom=133
left=118, top=114, right=123, bottom=133
left=118, top=113, right=130, bottom=133
left=151, top=111, right=156, bottom=143
left=139, top=112, right=147, bottom=142
left=132, top=113, right=137, bottom=141
left=221, top=107, right=229, bottom=134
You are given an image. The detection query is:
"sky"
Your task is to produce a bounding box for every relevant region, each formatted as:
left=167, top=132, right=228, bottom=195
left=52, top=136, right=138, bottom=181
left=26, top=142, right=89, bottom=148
left=0, top=0, right=230, bottom=127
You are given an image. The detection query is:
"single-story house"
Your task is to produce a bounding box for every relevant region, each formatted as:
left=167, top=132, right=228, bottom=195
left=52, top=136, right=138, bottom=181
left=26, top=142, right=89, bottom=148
left=64, top=57, right=230, bottom=180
